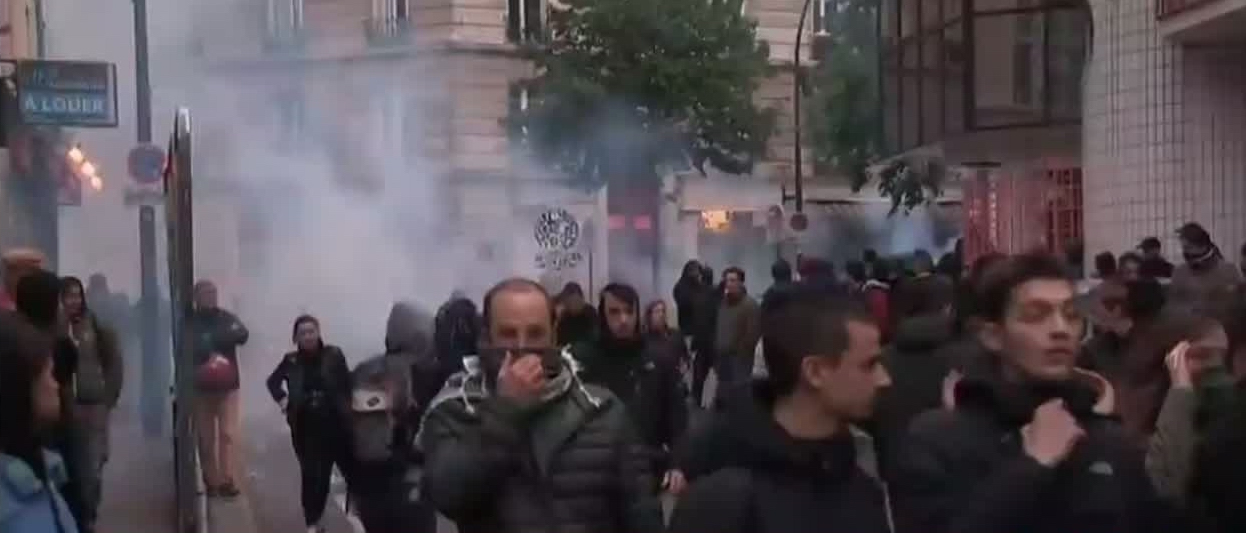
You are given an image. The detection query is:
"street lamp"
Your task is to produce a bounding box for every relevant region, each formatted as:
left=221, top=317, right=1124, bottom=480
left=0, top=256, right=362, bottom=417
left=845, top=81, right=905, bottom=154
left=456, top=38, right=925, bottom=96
left=65, top=143, right=105, bottom=192
left=791, top=0, right=815, bottom=214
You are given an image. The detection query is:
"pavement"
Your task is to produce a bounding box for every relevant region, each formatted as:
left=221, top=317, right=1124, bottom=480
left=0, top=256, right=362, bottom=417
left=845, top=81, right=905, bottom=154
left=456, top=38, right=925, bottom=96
left=95, top=409, right=176, bottom=533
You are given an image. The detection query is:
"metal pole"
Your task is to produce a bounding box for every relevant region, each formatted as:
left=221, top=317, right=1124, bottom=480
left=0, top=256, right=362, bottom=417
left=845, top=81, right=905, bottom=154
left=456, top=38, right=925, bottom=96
left=134, top=0, right=163, bottom=437
left=793, top=0, right=814, bottom=213
left=34, top=0, right=46, bottom=57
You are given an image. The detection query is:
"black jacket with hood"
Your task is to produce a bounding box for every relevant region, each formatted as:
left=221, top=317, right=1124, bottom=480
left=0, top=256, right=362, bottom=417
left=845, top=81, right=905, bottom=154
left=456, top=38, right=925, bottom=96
left=887, top=361, right=1169, bottom=533
left=669, top=380, right=894, bottom=533
left=574, top=290, right=688, bottom=474
left=418, top=359, right=664, bottom=533
left=870, top=314, right=955, bottom=479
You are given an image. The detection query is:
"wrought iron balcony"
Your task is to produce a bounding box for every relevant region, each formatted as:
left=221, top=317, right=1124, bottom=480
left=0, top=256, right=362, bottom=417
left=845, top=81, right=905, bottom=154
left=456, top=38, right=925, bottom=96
left=364, top=16, right=412, bottom=47
left=1157, top=0, right=1222, bottom=19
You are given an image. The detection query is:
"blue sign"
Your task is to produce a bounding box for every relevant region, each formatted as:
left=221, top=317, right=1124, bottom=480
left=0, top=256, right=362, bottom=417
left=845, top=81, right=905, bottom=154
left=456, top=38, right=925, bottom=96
left=128, top=144, right=166, bottom=184
left=15, top=60, right=118, bottom=127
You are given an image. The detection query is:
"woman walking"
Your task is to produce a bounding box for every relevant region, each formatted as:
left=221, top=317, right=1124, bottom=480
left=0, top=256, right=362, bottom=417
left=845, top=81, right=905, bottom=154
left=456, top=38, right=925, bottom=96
left=266, top=315, right=352, bottom=533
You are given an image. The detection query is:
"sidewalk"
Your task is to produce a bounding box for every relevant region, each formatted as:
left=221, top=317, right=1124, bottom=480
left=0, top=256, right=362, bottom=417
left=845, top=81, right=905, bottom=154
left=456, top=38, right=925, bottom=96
left=95, top=410, right=175, bottom=533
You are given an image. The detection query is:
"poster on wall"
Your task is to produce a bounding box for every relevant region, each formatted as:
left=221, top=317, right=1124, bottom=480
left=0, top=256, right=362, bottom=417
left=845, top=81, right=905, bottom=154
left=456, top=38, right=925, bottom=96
left=533, top=207, right=584, bottom=271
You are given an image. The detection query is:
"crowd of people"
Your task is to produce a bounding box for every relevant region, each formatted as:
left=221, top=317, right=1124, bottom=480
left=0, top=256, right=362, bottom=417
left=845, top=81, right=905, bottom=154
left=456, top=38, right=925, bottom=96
left=5, top=219, right=1246, bottom=533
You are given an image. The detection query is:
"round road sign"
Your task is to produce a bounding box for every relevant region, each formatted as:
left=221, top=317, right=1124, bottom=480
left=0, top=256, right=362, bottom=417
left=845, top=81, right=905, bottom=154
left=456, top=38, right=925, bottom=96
left=790, top=212, right=809, bottom=232
left=128, top=144, right=165, bottom=185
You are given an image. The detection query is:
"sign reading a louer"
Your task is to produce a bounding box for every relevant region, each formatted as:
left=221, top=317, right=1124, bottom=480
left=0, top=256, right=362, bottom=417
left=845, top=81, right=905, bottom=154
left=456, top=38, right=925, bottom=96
left=15, top=60, right=118, bottom=128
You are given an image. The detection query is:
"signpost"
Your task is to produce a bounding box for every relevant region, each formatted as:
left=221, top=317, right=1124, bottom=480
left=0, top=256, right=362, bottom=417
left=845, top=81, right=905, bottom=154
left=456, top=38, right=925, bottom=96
left=124, top=144, right=166, bottom=206
left=14, top=60, right=118, bottom=128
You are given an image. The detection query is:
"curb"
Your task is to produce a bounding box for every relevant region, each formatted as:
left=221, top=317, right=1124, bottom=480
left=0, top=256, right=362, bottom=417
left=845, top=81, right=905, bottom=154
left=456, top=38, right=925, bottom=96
left=198, top=447, right=261, bottom=533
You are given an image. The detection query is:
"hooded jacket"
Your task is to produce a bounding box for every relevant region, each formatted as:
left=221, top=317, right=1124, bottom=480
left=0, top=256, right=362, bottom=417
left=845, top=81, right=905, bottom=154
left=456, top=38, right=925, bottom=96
left=574, top=295, right=688, bottom=473
left=418, top=351, right=664, bottom=533
left=383, top=302, right=440, bottom=418
left=871, top=314, right=956, bottom=479
left=668, top=380, right=893, bottom=533
left=887, top=361, right=1168, bottom=533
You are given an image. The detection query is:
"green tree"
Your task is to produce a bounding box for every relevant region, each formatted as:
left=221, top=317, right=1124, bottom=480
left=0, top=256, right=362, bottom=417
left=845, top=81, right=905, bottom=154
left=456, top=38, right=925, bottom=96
left=807, top=0, right=945, bottom=214
left=509, top=0, right=776, bottom=190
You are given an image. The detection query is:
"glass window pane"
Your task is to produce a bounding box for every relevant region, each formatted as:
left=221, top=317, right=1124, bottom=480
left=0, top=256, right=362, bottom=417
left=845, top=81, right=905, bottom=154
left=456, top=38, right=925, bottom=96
left=973, top=13, right=1044, bottom=128
left=922, top=34, right=943, bottom=142
left=1049, top=7, right=1089, bottom=121
left=944, top=22, right=966, bottom=133
left=901, top=0, right=919, bottom=39
left=883, top=71, right=900, bottom=153
left=943, top=0, right=962, bottom=21
left=902, top=75, right=920, bottom=149
left=922, top=0, right=942, bottom=29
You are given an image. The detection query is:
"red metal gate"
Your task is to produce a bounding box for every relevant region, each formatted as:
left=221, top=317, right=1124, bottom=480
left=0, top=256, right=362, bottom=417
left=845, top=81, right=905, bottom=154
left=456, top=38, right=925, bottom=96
left=963, top=162, right=1084, bottom=266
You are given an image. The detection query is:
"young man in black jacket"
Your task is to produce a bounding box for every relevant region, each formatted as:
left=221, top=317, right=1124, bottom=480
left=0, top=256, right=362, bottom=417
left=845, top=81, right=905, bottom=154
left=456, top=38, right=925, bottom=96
left=669, top=289, right=894, bottom=533
left=887, top=251, right=1168, bottom=533
left=575, top=283, right=689, bottom=495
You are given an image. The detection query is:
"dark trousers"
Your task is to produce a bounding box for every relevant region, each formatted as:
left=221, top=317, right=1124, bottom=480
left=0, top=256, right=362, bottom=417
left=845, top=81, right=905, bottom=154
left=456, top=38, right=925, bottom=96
left=690, top=346, right=716, bottom=407
left=351, top=463, right=436, bottom=533
left=292, top=415, right=347, bottom=526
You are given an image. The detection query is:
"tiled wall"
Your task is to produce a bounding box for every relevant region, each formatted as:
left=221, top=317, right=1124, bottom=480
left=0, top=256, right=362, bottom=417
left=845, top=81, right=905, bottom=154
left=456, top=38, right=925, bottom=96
left=1084, top=0, right=1246, bottom=260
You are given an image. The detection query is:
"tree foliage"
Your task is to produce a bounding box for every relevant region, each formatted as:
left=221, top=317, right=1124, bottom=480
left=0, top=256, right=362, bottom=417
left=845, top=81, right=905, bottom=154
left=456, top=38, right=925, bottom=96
left=508, top=0, right=776, bottom=190
left=807, top=0, right=946, bottom=214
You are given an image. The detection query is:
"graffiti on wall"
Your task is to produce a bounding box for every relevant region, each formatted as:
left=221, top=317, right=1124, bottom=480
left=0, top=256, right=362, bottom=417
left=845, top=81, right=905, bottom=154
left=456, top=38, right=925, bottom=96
left=534, top=207, right=584, bottom=270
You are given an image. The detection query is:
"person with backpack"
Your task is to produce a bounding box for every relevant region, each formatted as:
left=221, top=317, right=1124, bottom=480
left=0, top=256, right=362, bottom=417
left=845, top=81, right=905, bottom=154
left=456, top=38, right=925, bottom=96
left=669, top=291, right=894, bottom=533
left=265, top=315, right=352, bottom=533
left=345, top=302, right=438, bottom=533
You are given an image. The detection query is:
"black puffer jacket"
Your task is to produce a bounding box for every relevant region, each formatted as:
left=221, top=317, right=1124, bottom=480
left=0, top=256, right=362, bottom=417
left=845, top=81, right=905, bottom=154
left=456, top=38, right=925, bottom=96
left=419, top=379, right=664, bottom=533
left=669, top=380, right=893, bottom=533
left=887, top=362, right=1171, bottom=533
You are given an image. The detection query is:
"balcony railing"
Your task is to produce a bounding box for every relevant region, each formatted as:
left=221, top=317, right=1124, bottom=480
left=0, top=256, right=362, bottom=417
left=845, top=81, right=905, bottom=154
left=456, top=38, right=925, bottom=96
left=1157, top=0, right=1222, bottom=19
left=364, top=16, right=411, bottom=47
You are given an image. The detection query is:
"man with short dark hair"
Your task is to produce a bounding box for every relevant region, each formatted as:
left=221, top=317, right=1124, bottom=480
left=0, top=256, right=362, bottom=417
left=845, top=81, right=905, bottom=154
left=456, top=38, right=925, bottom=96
left=712, top=267, right=760, bottom=406
left=889, top=252, right=1165, bottom=533
left=576, top=283, right=689, bottom=495
left=420, top=277, right=663, bottom=533
left=1139, top=236, right=1175, bottom=279
left=669, top=291, right=894, bottom=533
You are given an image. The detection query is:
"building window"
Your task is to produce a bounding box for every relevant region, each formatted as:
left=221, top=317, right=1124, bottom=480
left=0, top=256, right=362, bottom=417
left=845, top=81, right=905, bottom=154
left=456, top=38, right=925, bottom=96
left=507, top=0, right=544, bottom=42
left=507, top=82, right=533, bottom=146
left=266, top=0, right=304, bottom=42
left=879, top=0, right=1089, bottom=154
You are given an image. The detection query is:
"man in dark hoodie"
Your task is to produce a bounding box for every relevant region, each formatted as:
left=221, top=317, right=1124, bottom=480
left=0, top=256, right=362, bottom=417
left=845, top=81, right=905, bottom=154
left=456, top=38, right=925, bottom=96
left=760, top=259, right=794, bottom=312
left=575, top=283, right=689, bottom=495
left=345, top=302, right=438, bottom=533
left=555, top=282, right=597, bottom=346
left=888, top=251, right=1167, bottom=533
left=869, top=272, right=955, bottom=480
left=669, top=289, right=894, bottom=533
